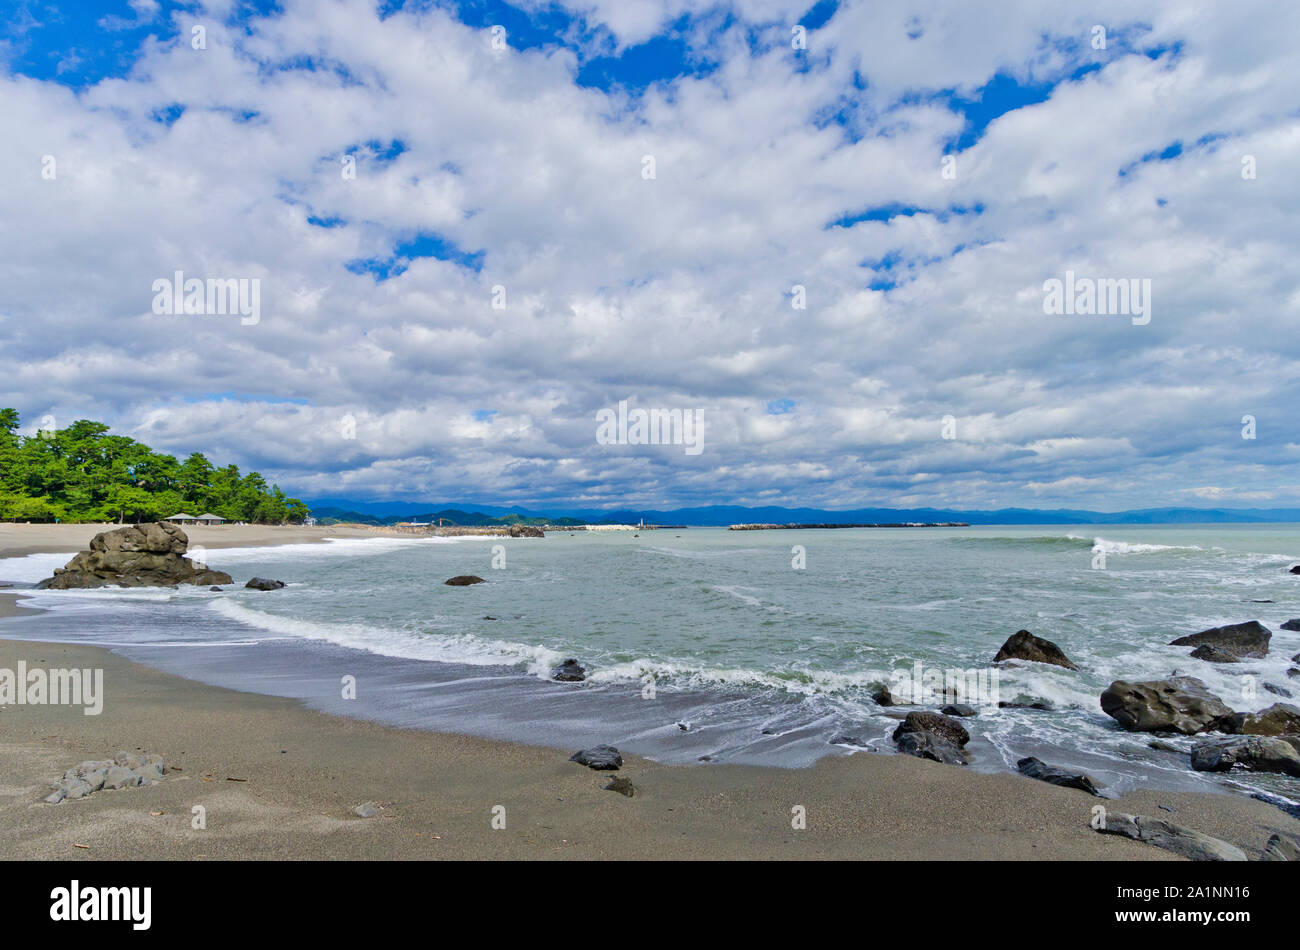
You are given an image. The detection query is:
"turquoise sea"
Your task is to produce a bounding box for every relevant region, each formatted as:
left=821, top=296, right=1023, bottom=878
left=3, top=524, right=1298, bottom=805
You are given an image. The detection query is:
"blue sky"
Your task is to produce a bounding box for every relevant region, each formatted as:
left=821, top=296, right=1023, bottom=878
left=2, top=0, right=1297, bottom=510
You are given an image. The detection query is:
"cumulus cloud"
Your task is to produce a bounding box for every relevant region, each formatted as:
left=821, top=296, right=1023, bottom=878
left=1, top=0, right=1297, bottom=510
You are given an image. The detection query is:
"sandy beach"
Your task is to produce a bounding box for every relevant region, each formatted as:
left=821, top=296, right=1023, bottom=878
left=1, top=637, right=1296, bottom=860
left=0, top=522, right=379, bottom=561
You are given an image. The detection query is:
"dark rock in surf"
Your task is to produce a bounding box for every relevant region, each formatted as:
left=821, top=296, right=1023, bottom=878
left=1100, top=676, right=1232, bottom=734
left=551, top=658, right=586, bottom=682
left=941, top=704, right=978, bottom=717
left=1289, top=565, right=1300, bottom=574
left=1190, top=735, right=1300, bottom=776
left=245, top=577, right=285, bottom=591
left=871, top=683, right=906, bottom=706
left=444, top=575, right=485, bottom=586
left=1263, top=683, right=1293, bottom=698
left=1169, top=620, right=1271, bottom=659
left=892, top=712, right=970, bottom=765
left=1016, top=756, right=1103, bottom=796
left=999, top=698, right=1055, bottom=711
left=993, top=630, right=1079, bottom=671
left=569, top=746, right=622, bottom=770
left=1189, top=644, right=1241, bottom=664
left=1280, top=619, right=1300, bottom=631
left=1212, top=703, right=1300, bottom=736
left=36, top=522, right=232, bottom=589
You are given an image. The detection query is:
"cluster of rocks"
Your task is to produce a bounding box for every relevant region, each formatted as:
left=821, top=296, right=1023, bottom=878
left=37, top=523, right=231, bottom=589
left=1094, top=617, right=1300, bottom=782
left=45, top=751, right=165, bottom=804
left=32, top=522, right=296, bottom=592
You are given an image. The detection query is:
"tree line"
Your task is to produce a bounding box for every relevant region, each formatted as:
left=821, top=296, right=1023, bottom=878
left=0, top=409, right=309, bottom=524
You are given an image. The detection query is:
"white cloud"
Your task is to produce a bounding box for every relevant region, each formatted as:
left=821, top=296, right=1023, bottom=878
left=1, top=0, right=1298, bottom=510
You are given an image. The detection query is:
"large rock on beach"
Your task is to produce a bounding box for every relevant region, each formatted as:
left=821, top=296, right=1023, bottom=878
left=1016, top=756, right=1104, bottom=796
left=892, top=712, right=970, bottom=765
left=1099, top=676, right=1232, bottom=734
left=993, top=630, right=1079, bottom=670
left=569, top=746, right=623, bottom=770
left=1262, top=834, right=1300, bottom=861
left=1190, top=735, right=1300, bottom=777
left=1170, top=621, right=1271, bottom=659
left=444, top=575, right=485, bottom=586
left=1094, top=812, right=1247, bottom=862
left=36, top=522, right=232, bottom=589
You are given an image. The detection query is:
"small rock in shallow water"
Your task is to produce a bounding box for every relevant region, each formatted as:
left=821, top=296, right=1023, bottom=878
left=941, top=704, right=978, bottom=717
left=208, top=586, right=222, bottom=592
left=245, top=577, right=285, bottom=590
left=353, top=802, right=381, bottom=818
left=1263, top=682, right=1293, bottom=698
left=1169, top=620, right=1271, bottom=659
left=1190, top=735, right=1300, bottom=776
left=551, top=658, right=586, bottom=682
left=892, top=712, right=970, bottom=765
left=443, top=575, right=485, bottom=586
left=1280, top=619, right=1300, bottom=631
left=993, top=630, right=1079, bottom=670
left=569, top=746, right=622, bottom=770
left=1189, top=645, right=1241, bottom=664
left=830, top=734, right=862, bottom=746
left=603, top=776, right=635, bottom=797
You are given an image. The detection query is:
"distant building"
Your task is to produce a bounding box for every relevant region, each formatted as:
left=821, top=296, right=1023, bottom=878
left=165, top=513, right=198, bottom=524
left=195, top=513, right=227, bottom=525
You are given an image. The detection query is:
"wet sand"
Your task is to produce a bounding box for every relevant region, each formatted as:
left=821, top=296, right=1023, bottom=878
left=1, top=638, right=1296, bottom=860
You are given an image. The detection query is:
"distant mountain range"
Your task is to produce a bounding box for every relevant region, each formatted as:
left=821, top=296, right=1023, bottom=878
left=306, top=500, right=1300, bottom=527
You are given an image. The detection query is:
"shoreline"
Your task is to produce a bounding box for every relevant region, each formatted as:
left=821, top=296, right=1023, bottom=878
left=1, top=637, right=1297, bottom=859
left=0, top=523, right=386, bottom=561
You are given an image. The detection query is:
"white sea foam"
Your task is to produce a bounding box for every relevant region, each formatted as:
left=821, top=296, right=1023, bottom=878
left=0, top=552, right=70, bottom=585
left=1075, top=535, right=1205, bottom=555
left=208, top=599, right=566, bottom=676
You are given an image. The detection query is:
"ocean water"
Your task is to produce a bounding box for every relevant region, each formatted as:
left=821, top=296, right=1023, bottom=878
left=3, top=525, right=1299, bottom=805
